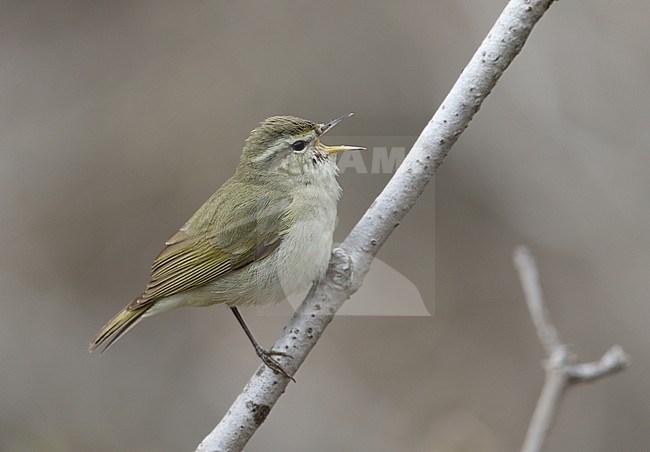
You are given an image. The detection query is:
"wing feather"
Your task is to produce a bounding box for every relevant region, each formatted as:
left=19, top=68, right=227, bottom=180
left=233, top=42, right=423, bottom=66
left=130, top=188, right=291, bottom=309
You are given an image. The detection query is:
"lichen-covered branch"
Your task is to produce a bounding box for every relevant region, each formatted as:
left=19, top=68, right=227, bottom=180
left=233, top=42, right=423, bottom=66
left=514, top=247, right=629, bottom=452
left=197, top=1, right=558, bottom=450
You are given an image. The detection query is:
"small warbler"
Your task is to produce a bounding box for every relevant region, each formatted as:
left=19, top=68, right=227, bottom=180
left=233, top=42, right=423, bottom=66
left=89, top=114, right=363, bottom=379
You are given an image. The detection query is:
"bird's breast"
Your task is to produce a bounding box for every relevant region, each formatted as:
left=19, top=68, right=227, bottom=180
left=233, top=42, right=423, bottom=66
left=274, top=183, right=339, bottom=294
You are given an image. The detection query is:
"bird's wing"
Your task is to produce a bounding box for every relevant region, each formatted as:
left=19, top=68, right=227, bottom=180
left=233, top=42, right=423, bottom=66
left=129, top=189, right=292, bottom=309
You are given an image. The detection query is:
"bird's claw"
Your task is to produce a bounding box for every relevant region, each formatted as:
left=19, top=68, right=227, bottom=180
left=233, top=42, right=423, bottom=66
left=255, top=346, right=295, bottom=381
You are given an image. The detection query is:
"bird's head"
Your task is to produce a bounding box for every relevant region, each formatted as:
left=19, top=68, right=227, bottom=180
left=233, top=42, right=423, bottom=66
left=239, top=114, right=363, bottom=185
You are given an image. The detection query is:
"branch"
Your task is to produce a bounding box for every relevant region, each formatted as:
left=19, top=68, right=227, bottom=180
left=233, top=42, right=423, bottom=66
left=197, top=2, right=558, bottom=450
left=514, top=247, right=629, bottom=452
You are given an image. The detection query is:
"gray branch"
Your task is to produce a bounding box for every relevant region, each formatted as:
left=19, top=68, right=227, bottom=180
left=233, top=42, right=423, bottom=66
left=514, top=247, right=629, bottom=452
left=197, top=1, right=558, bottom=450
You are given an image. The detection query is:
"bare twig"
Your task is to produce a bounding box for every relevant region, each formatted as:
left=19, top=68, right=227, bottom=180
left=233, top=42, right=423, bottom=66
left=513, top=246, right=562, bottom=355
left=514, top=246, right=629, bottom=452
left=197, top=2, right=558, bottom=450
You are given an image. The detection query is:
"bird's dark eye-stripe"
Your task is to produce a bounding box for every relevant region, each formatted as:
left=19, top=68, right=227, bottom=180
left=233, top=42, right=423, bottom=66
left=291, top=140, right=306, bottom=151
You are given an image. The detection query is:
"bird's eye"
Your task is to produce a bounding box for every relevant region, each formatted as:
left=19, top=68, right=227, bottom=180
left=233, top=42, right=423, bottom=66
left=291, top=140, right=306, bottom=152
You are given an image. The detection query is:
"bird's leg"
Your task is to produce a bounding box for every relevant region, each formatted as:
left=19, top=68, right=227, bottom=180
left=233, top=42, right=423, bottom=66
left=230, top=307, right=295, bottom=381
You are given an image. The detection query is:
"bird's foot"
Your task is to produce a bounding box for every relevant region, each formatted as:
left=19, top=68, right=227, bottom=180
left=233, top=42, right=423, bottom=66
left=254, top=346, right=295, bottom=382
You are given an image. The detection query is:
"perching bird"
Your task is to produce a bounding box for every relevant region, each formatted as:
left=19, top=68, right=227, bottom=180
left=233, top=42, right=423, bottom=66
left=89, top=114, right=363, bottom=379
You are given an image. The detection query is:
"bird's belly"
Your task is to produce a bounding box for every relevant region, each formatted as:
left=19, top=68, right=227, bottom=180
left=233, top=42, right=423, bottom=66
left=270, top=214, right=335, bottom=297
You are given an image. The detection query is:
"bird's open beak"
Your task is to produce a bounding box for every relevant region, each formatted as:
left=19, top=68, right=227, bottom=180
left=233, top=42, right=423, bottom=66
left=317, top=142, right=366, bottom=155
left=317, top=113, right=366, bottom=155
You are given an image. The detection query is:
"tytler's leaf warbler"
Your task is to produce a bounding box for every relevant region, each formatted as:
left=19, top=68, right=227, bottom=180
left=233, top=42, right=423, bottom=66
left=89, top=114, right=363, bottom=379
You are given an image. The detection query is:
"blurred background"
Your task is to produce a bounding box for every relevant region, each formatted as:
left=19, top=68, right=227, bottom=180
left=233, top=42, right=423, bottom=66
left=1, top=1, right=648, bottom=450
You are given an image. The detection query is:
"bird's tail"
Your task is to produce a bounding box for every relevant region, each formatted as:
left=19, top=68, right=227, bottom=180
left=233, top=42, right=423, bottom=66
left=89, top=304, right=151, bottom=353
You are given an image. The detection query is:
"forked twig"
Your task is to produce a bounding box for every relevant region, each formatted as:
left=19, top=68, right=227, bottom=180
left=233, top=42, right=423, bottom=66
left=514, top=246, right=629, bottom=452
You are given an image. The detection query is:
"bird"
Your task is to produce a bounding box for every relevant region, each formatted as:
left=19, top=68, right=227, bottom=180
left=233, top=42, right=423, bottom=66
left=89, top=113, right=363, bottom=379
